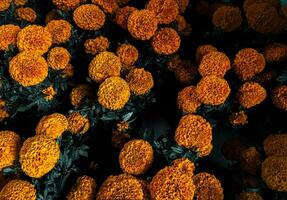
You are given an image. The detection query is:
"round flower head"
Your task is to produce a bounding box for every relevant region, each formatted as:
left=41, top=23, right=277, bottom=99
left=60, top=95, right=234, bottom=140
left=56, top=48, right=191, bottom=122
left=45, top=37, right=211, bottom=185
left=264, top=43, right=287, bottom=63
left=127, top=9, right=158, bottom=40
left=15, top=7, right=37, bottom=23
left=67, top=176, right=96, bottom=200
left=177, top=86, right=201, bottom=113
left=0, top=24, right=21, bottom=51
left=115, top=6, right=138, bottom=29
left=73, top=4, right=105, bottom=31
left=199, top=51, right=231, bottom=77
left=0, top=131, right=20, bottom=171
left=84, top=36, right=109, bottom=55
left=126, top=68, right=154, bottom=95
left=98, top=77, right=130, bottom=110
left=174, top=60, right=197, bottom=85
left=14, top=0, right=28, bottom=6
left=196, top=75, right=231, bottom=106
left=47, top=47, right=71, bottom=70
left=91, top=0, right=118, bottom=14
left=146, top=0, right=179, bottom=24
left=0, top=0, right=11, bottom=12
left=263, top=134, right=287, bottom=157
left=70, top=85, right=92, bottom=107
left=172, top=158, right=195, bottom=177
left=97, top=174, right=144, bottom=200
left=271, top=85, right=287, bottom=111
left=116, top=44, right=139, bottom=67
left=195, top=44, right=218, bottom=63
left=236, top=192, right=263, bottom=200
left=9, top=51, right=48, bottom=87
left=229, top=111, right=248, bottom=126
left=36, top=113, right=68, bottom=139
left=243, top=0, right=279, bottom=12
left=17, top=25, right=52, bottom=54
left=175, top=0, right=190, bottom=13
left=174, top=114, right=213, bottom=157
left=221, top=138, right=247, bottom=161
left=151, top=28, right=181, bottom=55
left=88, top=51, right=121, bottom=83
left=52, top=0, right=80, bottom=11
left=19, top=135, right=60, bottom=178
left=237, top=82, right=267, bottom=109
left=67, top=112, right=90, bottom=134
left=46, top=20, right=72, bottom=44
left=45, top=9, right=62, bottom=24
left=119, top=139, right=154, bottom=175
left=193, top=172, right=224, bottom=200
left=0, top=180, right=36, bottom=200
left=233, top=48, right=265, bottom=81
left=261, top=156, right=287, bottom=192
left=240, top=147, right=262, bottom=174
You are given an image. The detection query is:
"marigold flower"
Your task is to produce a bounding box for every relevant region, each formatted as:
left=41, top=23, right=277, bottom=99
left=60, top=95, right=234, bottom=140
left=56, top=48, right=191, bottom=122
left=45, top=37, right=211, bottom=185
left=67, top=112, right=90, bottom=134
left=19, top=135, right=60, bottom=178
left=70, top=85, right=92, bottom=107
left=14, top=0, right=27, bottom=6
left=0, top=24, right=20, bottom=51
left=243, top=0, right=279, bottom=12
left=91, top=0, right=118, bottom=14
left=73, top=4, right=105, bottom=31
left=177, top=86, right=201, bottom=113
left=97, top=174, right=144, bottom=200
left=84, top=36, right=109, bottom=55
left=46, top=19, right=72, bottom=44
left=52, top=0, right=80, bottom=10
left=0, top=180, right=36, bottom=200
left=240, top=147, right=262, bottom=174
left=175, top=15, right=187, bottom=33
left=127, top=9, right=158, bottom=40
left=175, top=0, right=190, bottom=13
left=221, top=138, right=247, bottom=161
left=0, top=131, right=20, bottom=171
left=174, top=60, right=197, bottom=85
left=233, top=48, right=265, bottom=81
left=126, top=68, right=154, bottom=95
left=195, top=44, right=218, bottom=63
left=117, top=121, right=129, bottom=132
left=264, top=43, right=287, bottom=63
left=17, top=25, right=52, bottom=54
left=62, top=63, right=74, bottom=78
left=271, top=85, right=287, bottom=110
left=45, top=9, right=62, bottom=24
left=151, top=28, right=181, bottom=55
left=0, top=109, right=9, bottom=122
left=175, top=114, right=213, bottom=157
left=167, top=55, right=181, bottom=71
left=97, top=77, right=130, bottom=110
left=263, top=134, right=287, bottom=156
left=0, top=0, right=11, bottom=12
left=115, top=6, right=138, bottom=29
left=47, top=47, right=71, bottom=70
left=172, top=158, right=195, bottom=177
left=88, top=51, right=121, bottom=83
left=237, top=82, right=267, bottom=109
left=229, top=111, right=248, bottom=126
left=261, top=156, right=287, bottom=192
left=9, top=51, right=48, bottom=87
left=42, top=86, right=56, bottom=101
left=35, top=113, right=68, bottom=139
left=236, top=192, right=263, bottom=200
left=67, top=176, right=96, bottom=200
left=116, top=44, right=138, bottom=67
left=15, top=7, right=37, bottom=23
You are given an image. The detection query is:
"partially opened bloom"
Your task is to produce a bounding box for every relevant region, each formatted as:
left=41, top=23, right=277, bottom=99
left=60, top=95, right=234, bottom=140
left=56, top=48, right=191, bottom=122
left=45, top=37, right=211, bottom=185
left=229, top=111, right=248, bottom=126
left=67, top=112, right=90, bottom=134
left=0, top=180, right=36, bottom=200
left=84, top=36, right=109, bottom=55
left=177, top=86, right=201, bottom=113
left=15, top=7, right=37, bottom=23
left=46, top=19, right=72, bottom=44
left=67, top=176, right=96, bottom=200
left=263, top=134, right=287, bottom=156
left=47, top=47, right=71, bottom=70
left=271, top=85, right=287, bottom=110
left=42, top=86, right=56, bottom=101
left=126, top=68, right=154, bottom=95
left=0, top=24, right=21, bottom=51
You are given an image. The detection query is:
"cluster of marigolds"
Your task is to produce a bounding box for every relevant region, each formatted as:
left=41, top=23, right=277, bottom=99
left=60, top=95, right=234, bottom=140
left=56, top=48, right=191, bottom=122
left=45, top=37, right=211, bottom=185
left=0, top=0, right=287, bottom=199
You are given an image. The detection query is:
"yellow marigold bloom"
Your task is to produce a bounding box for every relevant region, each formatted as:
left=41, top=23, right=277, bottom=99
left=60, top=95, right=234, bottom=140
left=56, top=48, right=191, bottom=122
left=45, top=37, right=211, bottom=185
left=0, top=180, right=36, bottom=200
left=70, top=85, right=92, bottom=107
left=174, top=114, right=213, bottom=157
left=91, top=0, right=119, bottom=14
left=240, top=147, right=262, bottom=174
left=236, top=192, right=263, bottom=200
left=193, top=172, right=224, bottom=200
left=9, top=51, right=48, bottom=87
left=97, top=174, right=144, bottom=200
left=237, top=82, right=267, bottom=109
left=264, top=43, right=287, bottom=63
left=229, top=111, right=248, bottom=126
left=151, top=28, right=181, bottom=55
left=195, top=44, right=218, bottom=63
left=271, top=85, right=287, bottom=111
left=19, top=135, right=60, bottom=178
left=15, top=7, right=37, bottom=23
left=84, top=36, right=110, bottom=55
left=177, top=85, right=201, bottom=113
left=119, top=139, right=154, bottom=175
left=0, top=131, right=20, bottom=171
left=45, top=9, right=62, bottom=24
left=97, top=77, right=130, bottom=110
left=172, top=158, right=195, bottom=177
left=47, top=47, right=71, bottom=70
left=174, top=60, right=197, bottom=85
left=263, top=134, right=287, bottom=156
left=243, top=0, right=280, bottom=12
left=115, top=6, right=138, bottom=29
left=88, top=51, right=121, bottom=83
left=126, top=68, right=154, bottom=95
left=46, top=19, right=72, bottom=44
left=0, top=0, right=11, bottom=12
left=67, top=176, right=96, bottom=200
left=62, top=63, right=74, bottom=78
left=42, top=85, right=56, bottom=101
left=0, top=24, right=21, bottom=51
left=17, top=25, right=52, bottom=54
left=116, top=44, right=138, bottom=67
left=67, top=112, right=90, bottom=134
left=175, top=0, right=190, bottom=13
left=261, top=156, right=287, bottom=192
left=0, top=109, right=9, bottom=122
left=36, top=113, right=68, bottom=139
left=196, top=75, right=231, bottom=106
left=127, top=9, right=158, bottom=40
left=221, top=138, right=247, bottom=161
left=52, top=0, right=80, bottom=11
left=73, top=4, right=105, bottom=31
left=14, top=0, right=27, bottom=6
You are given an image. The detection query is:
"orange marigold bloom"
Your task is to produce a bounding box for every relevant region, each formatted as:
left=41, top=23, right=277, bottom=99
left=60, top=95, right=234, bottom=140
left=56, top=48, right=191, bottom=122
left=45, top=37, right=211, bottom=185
left=175, top=15, right=187, bottom=33
left=229, top=111, right=248, bottom=126
left=15, top=7, right=37, bottom=23
left=97, top=174, right=144, bottom=200
left=221, top=138, right=247, bottom=161
left=45, top=9, right=62, bottom=24
left=73, top=4, right=105, bottom=31
left=172, top=158, right=195, bottom=177
left=127, top=9, right=158, bottom=40
left=70, top=85, right=92, bottom=107
left=97, top=77, right=130, bottom=110
left=261, top=156, right=287, bottom=192
left=177, top=86, right=201, bottom=113
left=175, top=0, right=190, bottom=13
left=0, top=0, right=11, bottom=12
left=167, top=55, right=181, bottom=71
left=174, top=114, right=213, bottom=157
left=119, top=139, right=154, bottom=175
left=0, top=180, right=36, bottom=200
left=52, top=0, right=80, bottom=10
left=151, top=28, right=181, bottom=55
left=84, top=36, right=110, bottom=55
left=0, top=109, right=9, bottom=122
left=264, top=43, right=287, bottom=63
left=115, top=6, right=138, bottom=29
left=116, top=44, right=138, bottom=67
left=42, top=85, right=56, bottom=101
left=237, top=82, right=267, bottom=109
left=62, top=63, right=74, bottom=78
left=91, top=0, right=119, bottom=14
left=19, top=135, right=60, bottom=178
left=17, top=25, right=52, bottom=54
left=271, top=85, right=287, bottom=110
left=263, top=134, right=287, bottom=156
left=233, top=48, right=265, bottom=81
left=196, top=75, right=231, bottom=106
left=174, top=60, right=197, bottom=85
left=243, top=0, right=280, bottom=12
left=0, top=24, right=21, bottom=51
left=67, top=112, right=90, bottom=134
left=126, top=68, right=154, bottom=95
left=116, top=0, right=130, bottom=6
left=240, top=147, right=262, bottom=174
left=67, top=176, right=96, bottom=200
left=47, top=47, right=71, bottom=70
left=0, top=131, right=20, bottom=171
left=9, top=51, right=48, bottom=87
left=46, top=19, right=72, bottom=44
left=14, top=0, right=27, bottom=6
left=193, top=172, right=224, bottom=200
left=236, top=192, right=263, bottom=200
left=195, top=44, right=218, bottom=63
left=117, top=121, right=129, bottom=132
left=35, top=113, right=68, bottom=139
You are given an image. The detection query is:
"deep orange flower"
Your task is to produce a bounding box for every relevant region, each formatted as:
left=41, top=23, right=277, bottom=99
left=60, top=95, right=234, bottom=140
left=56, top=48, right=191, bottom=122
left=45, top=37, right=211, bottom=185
left=70, top=85, right=92, bottom=107
left=115, top=6, right=138, bottom=29
left=0, top=0, right=11, bottom=12
left=263, top=134, right=287, bottom=157
left=84, top=36, right=110, bottom=55
left=15, top=7, right=37, bottom=22
left=67, top=176, right=96, bottom=200
left=0, top=24, right=21, bottom=51
left=0, top=180, right=36, bottom=200
left=42, top=85, right=56, bottom=101
left=46, top=19, right=72, bottom=44
left=14, top=0, right=27, bottom=6
left=52, top=0, right=80, bottom=11
left=177, top=85, right=201, bottom=113
left=126, top=68, right=154, bottom=95
left=264, top=43, right=287, bottom=63
left=271, top=85, right=287, bottom=111
left=47, top=47, right=71, bottom=70
left=67, top=112, right=90, bottom=134
left=240, top=147, right=262, bottom=174
left=116, top=44, right=138, bottom=67
left=229, top=111, right=248, bottom=126
left=91, top=0, right=119, bottom=14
